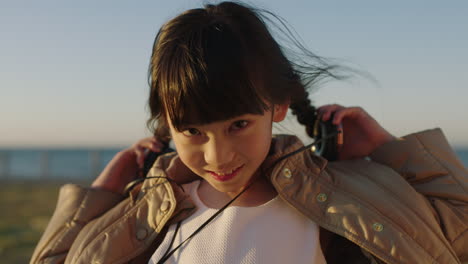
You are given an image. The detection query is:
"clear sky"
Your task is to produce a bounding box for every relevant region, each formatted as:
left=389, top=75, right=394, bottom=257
left=1, top=0, right=467, bottom=148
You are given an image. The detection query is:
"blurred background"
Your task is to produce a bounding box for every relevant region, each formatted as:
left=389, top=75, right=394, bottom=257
left=1, top=0, right=467, bottom=262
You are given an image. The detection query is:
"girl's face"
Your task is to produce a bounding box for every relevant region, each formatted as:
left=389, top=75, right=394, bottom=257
left=168, top=104, right=288, bottom=194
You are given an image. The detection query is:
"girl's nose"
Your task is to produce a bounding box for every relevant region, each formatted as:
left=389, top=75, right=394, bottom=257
left=204, top=138, right=235, bottom=169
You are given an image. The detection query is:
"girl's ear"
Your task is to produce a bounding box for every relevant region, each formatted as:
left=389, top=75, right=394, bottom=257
left=272, top=103, right=289, bottom=122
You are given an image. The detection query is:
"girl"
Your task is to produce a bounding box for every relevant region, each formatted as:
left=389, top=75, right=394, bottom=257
left=31, top=1, right=467, bottom=264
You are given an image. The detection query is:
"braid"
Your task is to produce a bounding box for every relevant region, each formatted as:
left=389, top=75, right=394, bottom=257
left=289, top=91, right=317, bottom=138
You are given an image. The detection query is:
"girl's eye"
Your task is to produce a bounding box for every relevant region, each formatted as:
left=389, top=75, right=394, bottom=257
left=231, top=120, right=249, bottom=131
left=182, top=128, right=201, bottom=136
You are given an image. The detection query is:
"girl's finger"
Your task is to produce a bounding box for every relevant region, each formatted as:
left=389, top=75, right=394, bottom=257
left=131, top=137, right=166, bottom=169
left=146, top=137, right=166, bottom=150
left=140, top=141, right=160, bottom=153
left=331, top=106, right=363, bottom=125
left=150, top=143, right=162, bottom=152
left=316, top=104, right=338, bottom=114
left=150, top=139, right=164, bottom=151
left=317, top=104, right=343, bottom=113
left=134, top=146, right=146, bottom=169
left=135, top=138, right=160, bottom=152
left=317, top=104, right=345, bottom=121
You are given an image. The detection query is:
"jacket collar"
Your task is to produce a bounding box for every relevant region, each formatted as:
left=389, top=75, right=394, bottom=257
left=264, top=134, right=327, bottom=181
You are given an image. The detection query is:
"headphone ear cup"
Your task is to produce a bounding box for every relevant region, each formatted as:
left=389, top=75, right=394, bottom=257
left=142, top=144, right=174, bottom=177
left=312, top=116, right=339, bottom=161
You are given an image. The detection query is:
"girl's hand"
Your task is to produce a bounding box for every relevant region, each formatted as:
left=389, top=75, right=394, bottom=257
left=317, top=104, right=396, bottom=160
left=91, top=137, right=164, bottom=194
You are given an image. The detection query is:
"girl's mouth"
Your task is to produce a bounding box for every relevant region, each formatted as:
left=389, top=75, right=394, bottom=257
left=208, top=165, right=244, bottom=182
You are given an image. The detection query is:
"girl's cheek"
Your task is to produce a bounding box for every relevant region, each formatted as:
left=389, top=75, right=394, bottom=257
left=176, top=142, right=204, bottom=166
left=240, top=132, right=271, bottom=154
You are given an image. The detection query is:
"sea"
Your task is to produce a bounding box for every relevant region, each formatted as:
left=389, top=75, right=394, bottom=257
left=0, top=148, right=121, bottom=180
left=0, top=147, right=467, bottom=180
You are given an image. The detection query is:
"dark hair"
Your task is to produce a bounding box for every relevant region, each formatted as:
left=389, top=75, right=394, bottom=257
left=148, top=1, right=344, bottom=143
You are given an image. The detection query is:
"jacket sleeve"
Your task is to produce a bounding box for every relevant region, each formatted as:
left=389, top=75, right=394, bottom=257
left=30, top=184, right=123, bottom=264
left=369, top=128, right=468, bottom=261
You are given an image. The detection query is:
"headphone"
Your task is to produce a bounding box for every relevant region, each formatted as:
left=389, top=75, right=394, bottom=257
left=311, top=115, right=343, bottom=161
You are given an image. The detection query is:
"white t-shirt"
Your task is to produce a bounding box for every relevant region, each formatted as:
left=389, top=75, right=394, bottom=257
left=149, top=180, right=326, bottom=264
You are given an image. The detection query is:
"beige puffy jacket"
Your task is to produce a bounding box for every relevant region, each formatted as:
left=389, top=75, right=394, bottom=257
left=31, top=128, right=468, bottom=264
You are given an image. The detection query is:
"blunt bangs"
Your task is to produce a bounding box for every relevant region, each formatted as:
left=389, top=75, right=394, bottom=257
left=155, top=19, right=270, bottom=131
